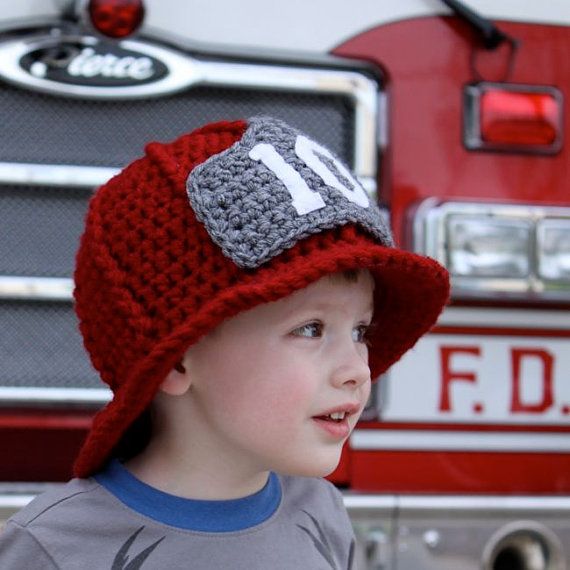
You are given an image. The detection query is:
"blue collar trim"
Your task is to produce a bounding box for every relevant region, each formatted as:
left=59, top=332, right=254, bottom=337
left=94, top=460, right=282, bottom=532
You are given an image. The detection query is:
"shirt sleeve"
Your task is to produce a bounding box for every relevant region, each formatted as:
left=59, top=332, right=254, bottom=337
left=0, top=522, right=58, bottom=570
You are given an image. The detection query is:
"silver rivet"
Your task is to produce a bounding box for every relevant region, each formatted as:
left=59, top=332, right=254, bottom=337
left=423, top=529, right=441, bottom=549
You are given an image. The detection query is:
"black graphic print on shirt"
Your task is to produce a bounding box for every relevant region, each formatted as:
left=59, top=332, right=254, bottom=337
left=112, top=527, right=165, bottom=570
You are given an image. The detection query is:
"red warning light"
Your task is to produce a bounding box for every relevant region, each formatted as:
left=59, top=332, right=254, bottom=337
left=464, top=83, right=563, bottom=154
left=88, top=0, right=145, bottom=39
left=481, top=90, right=558, bottom=146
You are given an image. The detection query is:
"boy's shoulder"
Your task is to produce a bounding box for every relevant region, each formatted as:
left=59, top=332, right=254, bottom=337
left=10, top=477, right=102, bottom=529
left=279, top=474, right=351, bottom=527
left=281, top=474, right=346, bottom=509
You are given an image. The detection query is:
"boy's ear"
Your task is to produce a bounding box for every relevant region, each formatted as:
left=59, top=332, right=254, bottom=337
left=159, top=362, right=192, bottom=396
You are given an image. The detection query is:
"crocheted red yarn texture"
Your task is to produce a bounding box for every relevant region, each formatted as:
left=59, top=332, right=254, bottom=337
left=73, top=119, right=449, bottom=477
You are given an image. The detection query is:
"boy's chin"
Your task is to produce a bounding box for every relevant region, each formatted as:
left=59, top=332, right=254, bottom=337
left=275, top=452, right=342, bottom=479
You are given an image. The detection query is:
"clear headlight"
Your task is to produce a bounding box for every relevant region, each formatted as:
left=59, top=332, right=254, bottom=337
left=447, top=216, right=531, bottom=278
left=414, top=200, right=570, bottom=300
left=537, top=219, right=570, bottom=282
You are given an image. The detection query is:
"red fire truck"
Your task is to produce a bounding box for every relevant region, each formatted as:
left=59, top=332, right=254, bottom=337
left=1, top=1, right=569, bottom=567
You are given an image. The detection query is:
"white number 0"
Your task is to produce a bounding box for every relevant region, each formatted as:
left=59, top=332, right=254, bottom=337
left=248, top=135, right=369, bottom=216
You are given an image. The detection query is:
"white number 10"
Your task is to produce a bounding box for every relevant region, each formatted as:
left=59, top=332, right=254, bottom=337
left=248, top=135, right=369, bottom=216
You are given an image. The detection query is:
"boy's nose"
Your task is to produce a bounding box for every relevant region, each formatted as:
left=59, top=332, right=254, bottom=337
left=329, top=341, right=371, bottom=390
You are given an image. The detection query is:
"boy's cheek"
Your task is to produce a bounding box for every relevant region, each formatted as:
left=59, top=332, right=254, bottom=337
left=252, top=382, right=317, bottom=424
left=350, top=378, right=372, bottom=428
left=363, top=377, right=373, bottom=404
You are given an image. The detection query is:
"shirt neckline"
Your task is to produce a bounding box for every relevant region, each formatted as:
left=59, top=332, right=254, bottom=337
left=94, top=460, right=282, bottom=532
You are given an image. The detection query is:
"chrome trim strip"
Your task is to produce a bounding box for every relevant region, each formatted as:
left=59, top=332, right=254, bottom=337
left=0, top=276, right=74, bottom=300
left=0, top=495, right=37, bottom=510
left=343, top=495, right=397, bottom=510
left=350, top=430, right=570, bottom=452
left=437, top=306, right=570, bottom=331
left=343, top=494, right=570, bottom=512
left=0, top=387, right=111, bottom=405
left=0, top=484, right=62, bottom=519
left=0, top=495, right=37, bottom=520
left=0, top=162, right=116, bottom=187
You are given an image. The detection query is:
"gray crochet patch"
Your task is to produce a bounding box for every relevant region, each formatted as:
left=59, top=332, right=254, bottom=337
left=186, top=116, right=393, bottom=268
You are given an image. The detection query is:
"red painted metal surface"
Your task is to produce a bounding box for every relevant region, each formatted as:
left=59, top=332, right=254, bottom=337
left=350, top=449, right=570, bottom=494
left=333, top=17, right=570, bottom=246
left=434, top=326, right=570, bottom=338
left=0, top=411, right=93, bottom=481
left=356, top=421, right=570, bottom=434
left=333, top=16, right=570, bottom=494
left=327, top=443, right=351, bottom=487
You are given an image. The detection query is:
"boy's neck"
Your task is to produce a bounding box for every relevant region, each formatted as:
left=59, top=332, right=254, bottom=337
left=124, top=440, right=271, bottom=501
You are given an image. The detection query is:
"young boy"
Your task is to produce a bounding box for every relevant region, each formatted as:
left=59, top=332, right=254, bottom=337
left=0, top=117, right=449, bottom=568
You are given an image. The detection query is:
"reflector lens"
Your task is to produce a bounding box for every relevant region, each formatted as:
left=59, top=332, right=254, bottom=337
left=88, top=0, right=145, bottom=39
left=481, top=90, right=559, bottom=146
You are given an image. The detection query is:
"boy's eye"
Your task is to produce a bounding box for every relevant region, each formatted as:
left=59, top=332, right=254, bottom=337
left=352, top=324, right=372, bottom=344
left=292, top=322, right=323, bottom=338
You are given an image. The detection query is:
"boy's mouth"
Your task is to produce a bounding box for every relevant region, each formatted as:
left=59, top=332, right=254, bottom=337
left=312, top=403, right=360, bottom=423
left=311, top=405, right=359, bottom=439
left=314, top=411, right=348, bottom=423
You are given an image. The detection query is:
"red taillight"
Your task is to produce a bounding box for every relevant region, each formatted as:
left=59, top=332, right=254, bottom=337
left=464, top=83, right=563, bottom=154
left=87, top=0, right=145, bottom=39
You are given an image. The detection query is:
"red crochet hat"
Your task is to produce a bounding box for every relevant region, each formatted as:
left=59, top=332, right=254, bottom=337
left=73, top=117, right=449, bottom=477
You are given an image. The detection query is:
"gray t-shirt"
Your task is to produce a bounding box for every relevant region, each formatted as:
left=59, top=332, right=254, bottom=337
left=0, top=461, right=356, bottom=569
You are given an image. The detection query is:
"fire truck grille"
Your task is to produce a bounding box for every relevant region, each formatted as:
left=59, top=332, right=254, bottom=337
left=0, top=85, right=354, bottom=167
left=0, top=73, right=360, bottom=404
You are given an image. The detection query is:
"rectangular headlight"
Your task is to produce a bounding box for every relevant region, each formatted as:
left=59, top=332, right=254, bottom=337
left=447, top=216, right=532, bottom=278
left=537, top=219, right=570, bottom=282
left=414, top=200, right=570, bottom=301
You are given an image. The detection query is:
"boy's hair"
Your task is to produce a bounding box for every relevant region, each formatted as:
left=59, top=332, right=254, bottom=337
left=73, top=116, right=449, bottom=478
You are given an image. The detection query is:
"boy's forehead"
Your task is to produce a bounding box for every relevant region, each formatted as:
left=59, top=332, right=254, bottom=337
left=236, top=271, right=375, bottom=325
left=200, top=272, right=375, bottom=345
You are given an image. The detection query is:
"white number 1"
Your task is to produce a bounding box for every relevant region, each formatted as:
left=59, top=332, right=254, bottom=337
left=248, top=143, right=326, bottom=215
left=249, top=136, right=369, bottom=216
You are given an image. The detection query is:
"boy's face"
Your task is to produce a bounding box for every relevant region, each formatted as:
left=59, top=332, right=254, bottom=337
left=181, top=270, right=374, bottom=478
